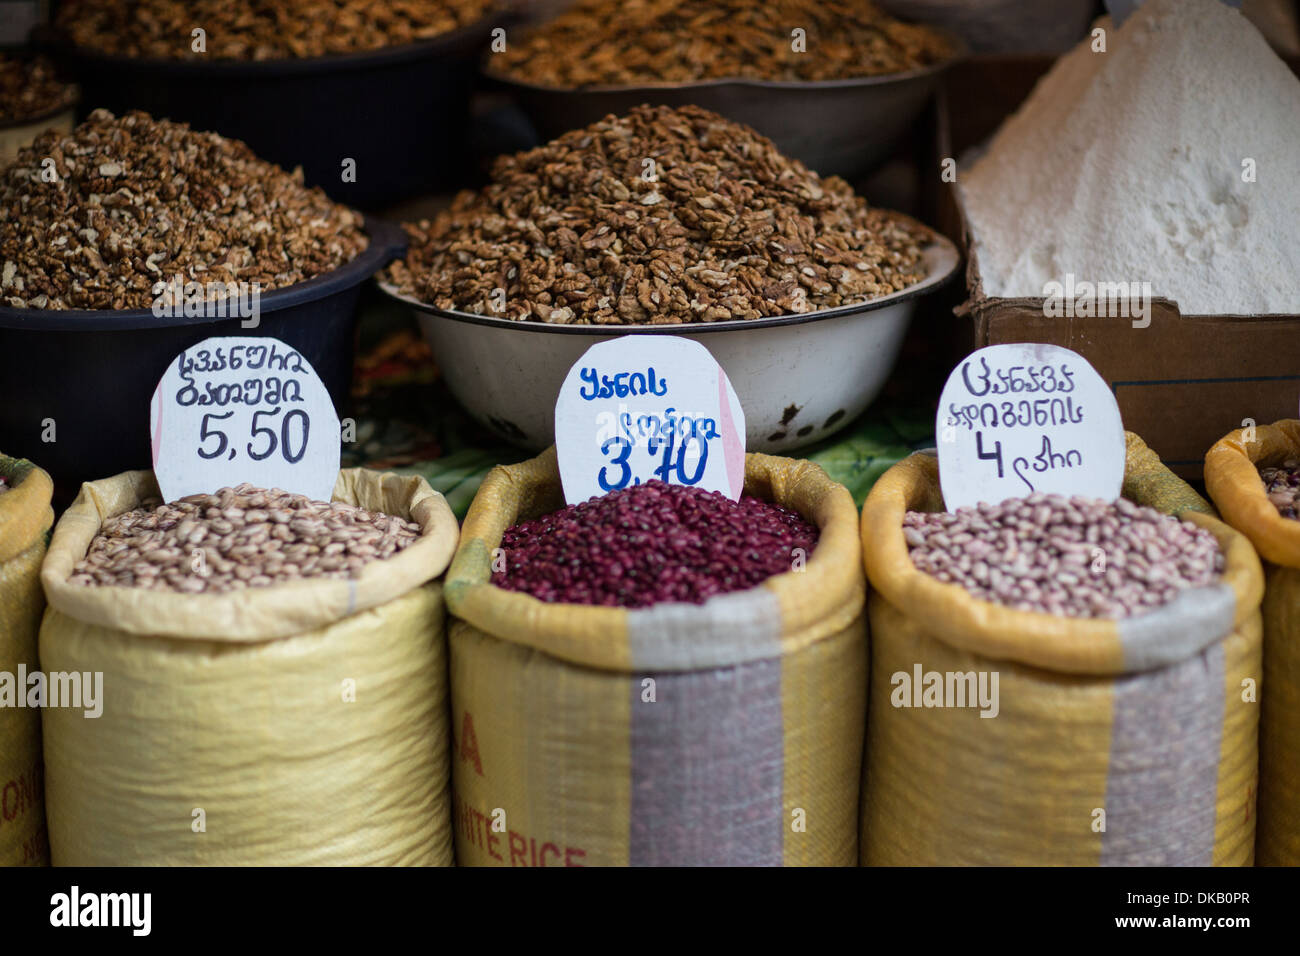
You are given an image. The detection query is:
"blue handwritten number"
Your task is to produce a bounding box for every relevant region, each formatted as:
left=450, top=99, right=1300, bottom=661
left=675, top=434, right=707, bottom=484
left=653, top=433, right=676, bottom=483
left=598, top=437, right=633, bottom=491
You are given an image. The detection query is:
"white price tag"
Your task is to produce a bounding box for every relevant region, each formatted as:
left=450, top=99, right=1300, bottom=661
left=150, top=336, right=341, bottom=503
left=936, top=343, right=1125, bottom=510
left=555, top=336, right=746, bottom=505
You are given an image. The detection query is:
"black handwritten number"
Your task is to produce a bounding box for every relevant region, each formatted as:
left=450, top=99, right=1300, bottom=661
left=281, top=410, right=310, bottom=464
left=674, top=433, right=708, bottom=484
left=247, top=406, right=281, bottom=461
left=598, top=437, right=633, bottom=492
left=975, top=430, right=1003, bottom=478
left=197, top=412, right=234, bottom=460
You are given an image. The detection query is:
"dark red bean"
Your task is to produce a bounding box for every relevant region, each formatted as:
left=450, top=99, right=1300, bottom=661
left=493, top=480, right=818, bottom=608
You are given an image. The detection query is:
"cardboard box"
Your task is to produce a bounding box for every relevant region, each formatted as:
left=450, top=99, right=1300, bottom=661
left=941, top=55, right=1300, bottom=480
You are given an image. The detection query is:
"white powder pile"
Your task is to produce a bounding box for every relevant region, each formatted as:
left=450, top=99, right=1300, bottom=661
left=962, top=0, right=1300, bottom=315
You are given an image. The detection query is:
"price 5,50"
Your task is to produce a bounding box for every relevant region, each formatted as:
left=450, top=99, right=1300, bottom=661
left=197, top=406, right=311, bottom=464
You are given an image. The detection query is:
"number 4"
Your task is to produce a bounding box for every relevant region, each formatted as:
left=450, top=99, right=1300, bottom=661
left=976, top=430, right=1003, bottom=478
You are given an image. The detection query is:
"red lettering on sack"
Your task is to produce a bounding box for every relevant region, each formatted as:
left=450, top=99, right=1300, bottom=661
left=0, top=762, right=42, bottom=829
left=455, top=791, right=589, bottom=866
left=19, top=768, right=37, bottom=815
left=508, top=830, right=528, bottom=866
left=458, top=711, right=483, bottom=776
left=20, top=824, right=46, bottom=864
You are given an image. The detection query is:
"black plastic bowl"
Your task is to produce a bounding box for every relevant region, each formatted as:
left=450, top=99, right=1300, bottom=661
left=482, top=38, right=964, bottom=182
left=47, top=13, right=502, bottom=209
left=0, top=218, right=406, bottom=504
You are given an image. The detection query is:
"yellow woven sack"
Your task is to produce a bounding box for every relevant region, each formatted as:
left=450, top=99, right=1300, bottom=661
left=860, top=433, right=1264, bottom=865
left=0, top=455, right=54, bottom=866
left=1205, top=419, right=1300, bottom=866
left=38, top=468, right=459, bottom=866
left=444, top=448, right=866, bottom=866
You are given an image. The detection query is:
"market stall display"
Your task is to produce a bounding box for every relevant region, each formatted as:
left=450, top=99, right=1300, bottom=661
left=444, top=448, right=866, bottom=866
left=1205, top=420, right=1300, bottom=866
left=38, top=468, right=458, bottom=866
left=484, top=0, right=960, bottom=179
left=859, top=435, right=1264, bottom=865
left=52, top=0, right=505, bottom=205
left=0, top=0, right=1290, bottom=881
left=0, top=454, right=54, bottom=866
left=0, top=109, right=403, bottom=497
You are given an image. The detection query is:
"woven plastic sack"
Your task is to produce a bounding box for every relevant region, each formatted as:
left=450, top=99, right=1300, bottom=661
left=444, top=448, right=866, bottom=866
left=39, top=468, right=459, bottom=866
left=1205, top=419, right=1300, bottom=866
left=0, top=455, right=54, bottom=866
left=860, top=433, right=1264, bottom=865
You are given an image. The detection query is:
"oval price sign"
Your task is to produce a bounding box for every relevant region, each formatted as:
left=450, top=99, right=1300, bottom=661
left=555, top=335, right=746, bottom=505
left=936, top=343, right=1125, bottom=510
left=150, top=336, right=341, bottom=503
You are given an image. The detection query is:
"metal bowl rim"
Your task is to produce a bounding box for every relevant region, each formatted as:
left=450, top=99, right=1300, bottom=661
left=380, top=231, right=960, bottom=336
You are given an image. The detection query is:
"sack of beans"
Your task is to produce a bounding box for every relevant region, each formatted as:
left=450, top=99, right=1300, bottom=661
left=444, top=448, right=866, bottom=866
left=860, top=433, right=1264, bottom=865
left=38, top=468, right=459, bottom=866
left=0, top=454, right=54, bottom=866
left=1205, top=419, right=1300, bottom=866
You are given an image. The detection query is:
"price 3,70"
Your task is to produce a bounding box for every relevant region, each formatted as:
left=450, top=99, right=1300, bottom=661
left=976, top=431, right=1083, bottom=493
left=197, top=406, right=311, bottom=463
left=599, top=430, right=709, bottom=492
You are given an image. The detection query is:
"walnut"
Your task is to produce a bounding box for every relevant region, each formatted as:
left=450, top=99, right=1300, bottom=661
left=0, top=55, right=77, bottom=125
left=384, top=105, right=932, bottom=326
left=0, top=110, right=367, bottom=311
left=56, top=0, right=497, bottom=61
left=491, top=0, right=953, bottom=87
